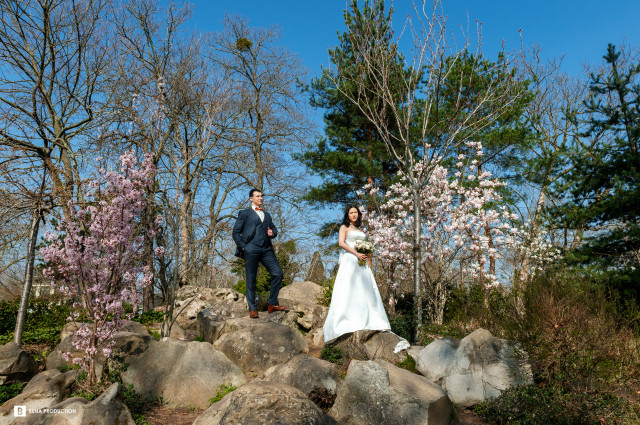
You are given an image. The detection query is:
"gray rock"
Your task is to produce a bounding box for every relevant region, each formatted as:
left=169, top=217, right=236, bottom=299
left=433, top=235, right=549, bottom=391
left=262, top=310, right=301, bottom=330
left=416, top=328, right=533, bottom=407
left=0, top=369, right=78, bottom=425
left=175, top=288, right=247, bottom=331
left=46, top=326, right=150, bottom=379
left=121, top=338, right=246, bottom=409
left=193, top=382, right=339, bottom=425
left=175, top=285, right=218, bottom=301
left=9, top=382, right=135, bottom=425
left=306, top=328, right=324, bottom=348
left=278, top=281, right=329, bottom=330
left=213, top=322, right=308, bottom=375
left=331, top=330, right=408, bottom=363
left=279, top=281, right=323, bottom=305
left=198, top=310, right=258, bottom=344
left=264, top=354, right=343, bottom=395
left=147, top=322, right=187, bottom=340
left=330, top=360, right=452, bottom=425
left=0, top=342, right=38, bottom=385
left=173, top=296, right=214, bottom=330
left=199, top=310, right=301, bottom=344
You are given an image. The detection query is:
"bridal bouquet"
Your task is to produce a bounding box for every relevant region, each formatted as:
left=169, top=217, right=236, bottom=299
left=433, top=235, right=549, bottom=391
left=354, top=240, right=374, bottom=266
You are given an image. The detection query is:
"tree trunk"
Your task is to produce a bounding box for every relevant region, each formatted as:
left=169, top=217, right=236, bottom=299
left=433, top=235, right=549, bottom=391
left=412, top=185, right=422, bottom=340
left=142, top=186, right=156, bottom=311
left=179, top=180, right=192, bottom=287
left=14, top=206, right=42, bottom=346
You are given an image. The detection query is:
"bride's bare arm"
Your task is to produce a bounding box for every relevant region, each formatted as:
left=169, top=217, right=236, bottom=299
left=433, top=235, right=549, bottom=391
left=339, top=225, right=368, bottom=261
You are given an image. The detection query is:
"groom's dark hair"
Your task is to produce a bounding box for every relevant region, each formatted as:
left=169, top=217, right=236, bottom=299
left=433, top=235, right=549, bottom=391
left=249, top=188, right=262, bottom=198
left=342, top=205, right=363, bottom=228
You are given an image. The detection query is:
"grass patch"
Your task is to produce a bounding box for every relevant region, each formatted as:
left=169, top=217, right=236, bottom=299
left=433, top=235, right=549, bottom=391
left=320, top=345, right=344, bottom=365
left=0, top=382, right=23, bottom=404
left=396, top=354, right=418, bottom=374
left=208, top=383, right=237, bottom=405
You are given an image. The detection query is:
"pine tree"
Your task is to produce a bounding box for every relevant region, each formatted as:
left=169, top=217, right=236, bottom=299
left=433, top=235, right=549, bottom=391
left=296, top=0, right=409, bottom=234
left=554, top=44, right=640, bottom=299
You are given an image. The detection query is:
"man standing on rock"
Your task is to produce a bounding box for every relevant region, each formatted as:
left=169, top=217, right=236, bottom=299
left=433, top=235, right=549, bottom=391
left=232, top=189, right=288, bottom=319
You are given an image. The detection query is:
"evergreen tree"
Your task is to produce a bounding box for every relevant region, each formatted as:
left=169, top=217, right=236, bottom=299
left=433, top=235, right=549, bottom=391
left=554, top=44, right=640, bottom=299
left=296, top=0, right=410, bottom=234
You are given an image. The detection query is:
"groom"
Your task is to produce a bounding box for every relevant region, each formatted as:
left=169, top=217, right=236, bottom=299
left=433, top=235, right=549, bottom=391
left=232, top=189, right=288, bottom=319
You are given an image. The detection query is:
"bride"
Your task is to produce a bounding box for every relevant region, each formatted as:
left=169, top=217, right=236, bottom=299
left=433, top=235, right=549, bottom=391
left=323, top=206, right=393, bottom=343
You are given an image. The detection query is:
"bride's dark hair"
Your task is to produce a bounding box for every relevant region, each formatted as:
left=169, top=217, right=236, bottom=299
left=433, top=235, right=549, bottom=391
left=342, top=205, right=363, bottom=228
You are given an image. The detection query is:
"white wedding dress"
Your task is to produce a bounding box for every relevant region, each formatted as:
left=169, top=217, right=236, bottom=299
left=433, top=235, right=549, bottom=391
left=323, top=229, right=393, bottom=343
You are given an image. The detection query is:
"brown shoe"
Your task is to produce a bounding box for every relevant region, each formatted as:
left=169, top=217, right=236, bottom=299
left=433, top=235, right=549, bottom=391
left=249, top=310, right=259, bottom=319
left=267, top=305, right=289, bottom=314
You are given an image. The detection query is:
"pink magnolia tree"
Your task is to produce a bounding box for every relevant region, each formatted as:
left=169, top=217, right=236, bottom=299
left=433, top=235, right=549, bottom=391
left=366, top=142, right=518, bottom=324
left=40, top=150, right=163, bottom=385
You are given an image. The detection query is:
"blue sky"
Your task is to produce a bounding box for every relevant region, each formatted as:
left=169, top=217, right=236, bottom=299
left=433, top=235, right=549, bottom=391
left=193, top=0, right=640, bottom=79
left=182, top=0, right=640, bottom=240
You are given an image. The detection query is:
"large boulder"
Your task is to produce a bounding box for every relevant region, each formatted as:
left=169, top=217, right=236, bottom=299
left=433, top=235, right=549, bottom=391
left=121, top=338, right=246, bottom=409
left=46, top=323, right=150, bottom=378
left=416, top=328, right=533, bottom=407
left=279, top=281, right=323, bottom=305
left=175, top=285, right=218, bottom=301
left=174, top=287, right=248, bottom=330
left=264, top=354, right=343, bottom=395
left=192, top=382, right=339, bottom=425
left=0, top=342, right=38, bottom=385
left=198, top=312, right=260, bottom=344
left=0, top=369, right=78, bottom=425
left=9, top=383, right=135, bottom=425
left=331, top=330, right=409, bottom=363
left=330, top=360, right=452, bottom=425
left=278, top=281, right=328, bottom=330
left=213, top=322, right=308, bottom=375
left=198, top=310, right=300, bottom=345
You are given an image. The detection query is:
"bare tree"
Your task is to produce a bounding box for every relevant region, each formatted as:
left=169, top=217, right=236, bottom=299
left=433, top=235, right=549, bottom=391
left=0, top=0, right=112, bottom=220
left=332, top=0, right=527, bottom=329
left=209, top=15, right=311, bottom=195
left=513, top=47, right=600, bottom=281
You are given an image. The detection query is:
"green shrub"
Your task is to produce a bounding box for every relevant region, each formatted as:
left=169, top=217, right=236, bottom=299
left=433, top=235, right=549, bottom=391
left=418, top=322, right=465, bottom=346
left=475, top=383, right=639, bottom=425
left=232, top=281, right=246, bottom=295
left=122, top=383, right=162, bottom=425
left=388, top=311, right=413, bottom=342
left=443, top=270, right=640, bottom=425
left=316, top=278, right=334, bottom=307
left=0, top=298, right=72, bottom=346
left=231, top=282, right=269, bottom=310
left=208, top=383, right=237, bottom=405
left=396, top=354, right=418, bottom=374
left=0, top=327, right=61, bottom=346
left=132, top=310, right=164, bottom=325
left=320, top=345, right=344, bottom=365
left=0, top=298, right=19, bottom=334
left=0, top=382, right=23, bottom=404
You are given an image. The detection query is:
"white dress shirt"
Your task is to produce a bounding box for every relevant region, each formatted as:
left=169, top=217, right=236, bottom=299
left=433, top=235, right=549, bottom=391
left=252, top=205, right=265, bottom=222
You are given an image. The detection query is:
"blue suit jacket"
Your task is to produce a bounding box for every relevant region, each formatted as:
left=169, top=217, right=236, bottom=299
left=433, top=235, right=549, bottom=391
left=232, top=208, right=278, bottom=258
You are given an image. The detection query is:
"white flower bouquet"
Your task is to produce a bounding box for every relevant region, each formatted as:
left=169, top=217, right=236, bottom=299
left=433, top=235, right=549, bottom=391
left=354, top=240, right=374, bottom=266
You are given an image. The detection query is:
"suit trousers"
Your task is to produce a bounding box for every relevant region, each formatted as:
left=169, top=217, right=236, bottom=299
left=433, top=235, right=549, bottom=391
left=243, top=244, right=284, bottom=311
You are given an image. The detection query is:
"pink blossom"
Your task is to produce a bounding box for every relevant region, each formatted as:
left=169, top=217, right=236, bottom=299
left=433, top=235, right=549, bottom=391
left=39, top=150, right=163, bottom=379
